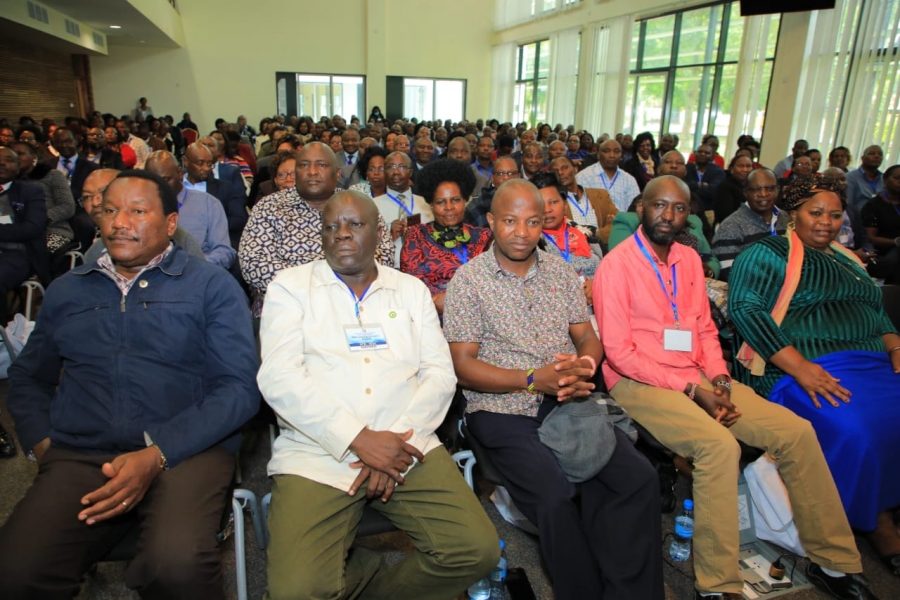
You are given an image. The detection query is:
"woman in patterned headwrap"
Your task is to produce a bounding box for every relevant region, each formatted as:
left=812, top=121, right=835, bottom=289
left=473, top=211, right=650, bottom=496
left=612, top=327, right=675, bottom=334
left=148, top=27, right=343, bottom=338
left=728, top=174, right=900, bottom=575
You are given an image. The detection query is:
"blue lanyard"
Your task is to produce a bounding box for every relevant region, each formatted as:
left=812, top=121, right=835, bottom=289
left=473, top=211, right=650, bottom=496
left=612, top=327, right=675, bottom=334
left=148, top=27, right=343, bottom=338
left=452, top=244, right=468, bottom=264
left=633, top=231, right=679, bottom=325
left=335, top=273, right=371, bottom=321
left=600, top=171, right=619, bottom=191
left=768, top=206, right=780, bottom=235
left=860, top=168, right=879, bottom=192
left=386, top=191, right=413, bottom=216
left=567, top=192, right=588, bottom=217
left=543, top=230, right=571, bottom=262
left=696, top=169, right=703, bottom=183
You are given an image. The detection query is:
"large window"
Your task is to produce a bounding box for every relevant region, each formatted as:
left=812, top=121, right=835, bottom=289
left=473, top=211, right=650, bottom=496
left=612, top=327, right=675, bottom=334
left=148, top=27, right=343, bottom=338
left=276, top=74, right=365, bottom=121
left=403, top=78, right=466, bottom=122
left=514, top=39, right=551, bottom=127
left=624, top=3, right=779, bottom=153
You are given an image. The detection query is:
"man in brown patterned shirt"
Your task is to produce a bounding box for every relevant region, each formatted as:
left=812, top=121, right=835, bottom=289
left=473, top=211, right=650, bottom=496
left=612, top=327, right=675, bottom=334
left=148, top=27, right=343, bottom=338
left=443, top=180, right=663, bottom=600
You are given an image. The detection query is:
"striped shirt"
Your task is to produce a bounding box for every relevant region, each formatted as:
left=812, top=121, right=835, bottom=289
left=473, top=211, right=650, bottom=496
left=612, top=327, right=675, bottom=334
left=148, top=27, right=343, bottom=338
left=711, top=203, right=790, bottom=282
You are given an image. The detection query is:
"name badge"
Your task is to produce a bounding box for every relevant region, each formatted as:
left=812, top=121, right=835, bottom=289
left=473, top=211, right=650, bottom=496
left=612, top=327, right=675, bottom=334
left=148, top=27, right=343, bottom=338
left=664, top=328, right=692, bottom=352
left=0, top=215, right=11, bottom=225
left=344, top=324, right=388, bottom=352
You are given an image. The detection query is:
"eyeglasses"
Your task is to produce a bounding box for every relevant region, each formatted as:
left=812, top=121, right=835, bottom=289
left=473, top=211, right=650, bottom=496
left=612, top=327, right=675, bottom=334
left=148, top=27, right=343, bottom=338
left=385, top=164, right=410, bottom=172
left=493, top=170, right=518, bottom=179
left=79, top=189, right=106, bottom=205
left=86, top=133, right=104, bottom=138
left=746, top=185, right=778, bottom=194
left=275, top=172, right=295, bottom=181
left=367, top=166, right=385, bottom=174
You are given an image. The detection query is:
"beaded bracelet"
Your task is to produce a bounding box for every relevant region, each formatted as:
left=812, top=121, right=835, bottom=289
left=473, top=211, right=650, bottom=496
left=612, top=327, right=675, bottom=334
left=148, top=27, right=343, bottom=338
left=686, top=382, right=698, bottom=400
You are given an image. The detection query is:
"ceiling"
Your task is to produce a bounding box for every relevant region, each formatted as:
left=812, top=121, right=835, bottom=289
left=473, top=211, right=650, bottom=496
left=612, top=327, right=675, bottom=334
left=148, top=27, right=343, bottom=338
left=36, top=0, right=179, bottom=47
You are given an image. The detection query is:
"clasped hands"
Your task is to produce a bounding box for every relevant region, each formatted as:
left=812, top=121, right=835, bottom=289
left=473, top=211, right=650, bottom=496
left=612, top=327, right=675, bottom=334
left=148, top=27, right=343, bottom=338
left=33, top=438, right=164, bottom=526
left=533, top=353, right=596, bottom=401
left=347, top=428, right=425, bottom=503
left=692, top=376, right=742, bottom=427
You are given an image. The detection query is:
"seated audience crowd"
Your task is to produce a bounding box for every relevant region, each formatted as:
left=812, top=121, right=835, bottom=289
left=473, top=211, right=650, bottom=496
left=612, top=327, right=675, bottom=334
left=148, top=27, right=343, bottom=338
left=0, top=106, right=897, bottom=600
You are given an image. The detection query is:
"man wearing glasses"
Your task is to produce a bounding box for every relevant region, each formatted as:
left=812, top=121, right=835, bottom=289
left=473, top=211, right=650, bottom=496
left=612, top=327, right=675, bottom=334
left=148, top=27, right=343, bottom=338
left=463, top=156, right=521, bottom=228
left=373, top=151, right=434, bottom=266
left=81, top=127, right=125, bottom=170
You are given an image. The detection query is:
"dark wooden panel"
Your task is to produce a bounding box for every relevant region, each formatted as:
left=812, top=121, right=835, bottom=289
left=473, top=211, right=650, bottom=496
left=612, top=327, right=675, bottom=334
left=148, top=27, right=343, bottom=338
left=0, top=37, right=85, bottom=125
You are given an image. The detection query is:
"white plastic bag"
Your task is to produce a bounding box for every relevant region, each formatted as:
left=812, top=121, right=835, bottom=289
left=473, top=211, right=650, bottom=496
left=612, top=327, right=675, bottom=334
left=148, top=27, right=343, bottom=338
left=490, top=486, right=539, bottom=535
left=744, top=453, right=806, bottom=556
left=0, top=314, right=35, bottom=379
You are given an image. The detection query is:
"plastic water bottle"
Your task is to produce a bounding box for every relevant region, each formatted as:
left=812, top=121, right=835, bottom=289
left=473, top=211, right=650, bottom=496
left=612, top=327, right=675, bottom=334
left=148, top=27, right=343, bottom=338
left=669, top=499, right=694, bottom=561
left=489, top=540, right=508, bottom=599
left=468, top=575, right=490, bottom=600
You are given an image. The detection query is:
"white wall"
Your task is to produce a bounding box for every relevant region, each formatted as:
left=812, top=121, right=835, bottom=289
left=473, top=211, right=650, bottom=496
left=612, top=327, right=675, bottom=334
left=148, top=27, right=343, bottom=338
left=91, top=0, right=493, bottom=132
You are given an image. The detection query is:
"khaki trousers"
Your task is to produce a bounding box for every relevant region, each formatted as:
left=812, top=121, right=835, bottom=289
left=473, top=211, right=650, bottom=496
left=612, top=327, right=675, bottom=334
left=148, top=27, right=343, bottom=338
left=265, top=447, right=499, bottom=600
left=610, top=375, right=861, bottom=594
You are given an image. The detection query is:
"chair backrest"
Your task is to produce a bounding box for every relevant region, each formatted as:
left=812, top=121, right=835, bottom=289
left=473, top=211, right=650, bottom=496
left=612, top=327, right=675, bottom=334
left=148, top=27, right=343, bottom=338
left=183, top=128, right=198, bottom=145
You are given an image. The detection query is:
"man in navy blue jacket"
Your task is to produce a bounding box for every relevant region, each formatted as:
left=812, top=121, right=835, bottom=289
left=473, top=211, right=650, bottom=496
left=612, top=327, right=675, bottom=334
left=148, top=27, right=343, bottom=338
left=0, top=169, right=260, bottom=599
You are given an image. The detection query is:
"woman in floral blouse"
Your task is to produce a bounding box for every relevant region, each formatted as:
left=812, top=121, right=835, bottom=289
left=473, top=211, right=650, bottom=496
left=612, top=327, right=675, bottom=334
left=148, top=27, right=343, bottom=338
left=400, top=158, right=492, bottom=315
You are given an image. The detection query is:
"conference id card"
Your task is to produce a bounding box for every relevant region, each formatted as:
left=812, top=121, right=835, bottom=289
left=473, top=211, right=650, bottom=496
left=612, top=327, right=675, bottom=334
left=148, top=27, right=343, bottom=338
left=344, top=324, right=388, bottom=352
left=664, top=328, right=692, bottom=352
left=0, top=215, right=11, bottom=225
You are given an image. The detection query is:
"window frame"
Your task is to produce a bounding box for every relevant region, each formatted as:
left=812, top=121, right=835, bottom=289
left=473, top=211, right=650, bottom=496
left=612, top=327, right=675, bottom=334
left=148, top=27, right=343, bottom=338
left=626, top=2, right=780, bottom=149
left=275, top=72, right=367, bottom=121
left=401, top=77, right=468, bottom=122
left=515, top=39, right=551, bottom=127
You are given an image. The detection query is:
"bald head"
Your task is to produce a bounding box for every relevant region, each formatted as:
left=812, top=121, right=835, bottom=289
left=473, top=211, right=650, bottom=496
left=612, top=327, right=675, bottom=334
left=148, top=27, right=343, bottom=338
left=198, top=136, right=220, bottom=161
left=643, top=174, right=690, bottom=204
left=144, top=151, right=183, bottom=195
left=83, top=168, right=120, bottom=225
left=184, top=143, right=214, bottom=184
left=821, top=166, right=846, bottom=181
left=658, top=151, right=687, bottom=178
left=491, top=179, right=544, bottom=215
left=488, top=180, right=545, bottom=268
left=322, top=190, right=382, bottom=275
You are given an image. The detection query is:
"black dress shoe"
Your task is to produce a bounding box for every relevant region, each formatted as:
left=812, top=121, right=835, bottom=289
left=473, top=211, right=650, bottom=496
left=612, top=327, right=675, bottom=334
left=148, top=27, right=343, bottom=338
left=807, top=563, right=880, bottom=599
left=694, top=592, right=739, bottom=599
left=0, top=423, right=17, bottom=458
left=881, top=553, right=900, bottom=577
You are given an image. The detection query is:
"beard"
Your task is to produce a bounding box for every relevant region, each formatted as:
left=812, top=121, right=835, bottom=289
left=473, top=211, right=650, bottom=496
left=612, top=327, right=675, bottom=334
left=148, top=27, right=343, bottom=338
left=642, top=214, right=682, bottom=246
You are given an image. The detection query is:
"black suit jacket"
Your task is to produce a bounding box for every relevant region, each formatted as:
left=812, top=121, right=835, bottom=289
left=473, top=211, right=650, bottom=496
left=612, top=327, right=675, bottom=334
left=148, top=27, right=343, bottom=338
left=80, top=149, right=125, bottom=171
left=0, top=181, right=51, bottom=285
left=204, top=177, right=248, bottom=248
left=41, top=156, right=99, bottom=200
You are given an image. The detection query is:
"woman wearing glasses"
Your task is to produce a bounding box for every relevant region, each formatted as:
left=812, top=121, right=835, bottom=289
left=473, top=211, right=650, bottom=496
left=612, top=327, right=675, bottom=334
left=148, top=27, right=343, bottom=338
left=401, top=159, right=492, bottom=315
left=349, top=146, right=388, bottom=199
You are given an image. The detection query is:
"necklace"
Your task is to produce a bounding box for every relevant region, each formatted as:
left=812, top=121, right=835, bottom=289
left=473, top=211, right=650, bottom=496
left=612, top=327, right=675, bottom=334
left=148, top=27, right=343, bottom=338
left=430, top=224, right=471, bottom=248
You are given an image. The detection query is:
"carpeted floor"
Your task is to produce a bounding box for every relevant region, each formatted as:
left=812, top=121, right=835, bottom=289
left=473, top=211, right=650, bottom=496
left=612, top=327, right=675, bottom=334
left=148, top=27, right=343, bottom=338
left=1, top=379, right=898, bottom=599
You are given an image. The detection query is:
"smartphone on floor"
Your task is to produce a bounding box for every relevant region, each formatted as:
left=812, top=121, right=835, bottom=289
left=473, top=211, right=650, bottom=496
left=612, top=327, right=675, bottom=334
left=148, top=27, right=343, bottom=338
left=505, top=567, right=537, bottom=600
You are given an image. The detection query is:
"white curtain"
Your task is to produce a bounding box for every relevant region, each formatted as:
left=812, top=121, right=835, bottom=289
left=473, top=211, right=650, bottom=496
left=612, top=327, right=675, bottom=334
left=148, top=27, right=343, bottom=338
left=489, top=42, right=518, bottom=122
left=792, top=0, right=900, bottom=164
left=726, top=13, right=779, bottom=158
left=494, top=0, right=537, bottom=30
left=581, top=15, right=633, bottom=136
left=546, top=27, right=581, bottom=128
left=835, top=0, right=900, bottom=165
